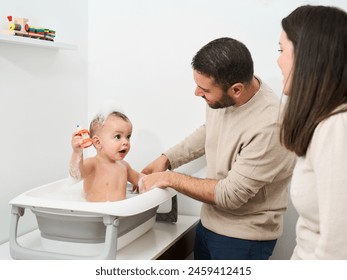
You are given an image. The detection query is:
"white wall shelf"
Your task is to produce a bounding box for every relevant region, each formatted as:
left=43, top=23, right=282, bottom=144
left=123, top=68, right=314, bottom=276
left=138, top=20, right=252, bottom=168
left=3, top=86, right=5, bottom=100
left=0, top=34, right=77, bottom=50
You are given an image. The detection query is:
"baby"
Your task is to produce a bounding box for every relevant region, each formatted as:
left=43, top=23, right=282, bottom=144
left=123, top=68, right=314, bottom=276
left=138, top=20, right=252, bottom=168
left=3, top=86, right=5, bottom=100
left=69, top=111, right=143, bottom=202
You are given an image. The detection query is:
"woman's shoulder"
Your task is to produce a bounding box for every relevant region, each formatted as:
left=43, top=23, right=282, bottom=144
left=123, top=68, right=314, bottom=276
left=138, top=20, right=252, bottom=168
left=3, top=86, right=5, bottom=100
left=316, top=105, right=347, bottom=132
left=311, top=106, right=347, bottom=149
left=307, top=105, right=347, bottom=163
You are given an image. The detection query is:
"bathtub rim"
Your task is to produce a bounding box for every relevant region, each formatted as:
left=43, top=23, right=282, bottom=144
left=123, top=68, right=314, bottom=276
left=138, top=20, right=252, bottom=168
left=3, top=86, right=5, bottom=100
left=9, top=178, right=177, bottom=217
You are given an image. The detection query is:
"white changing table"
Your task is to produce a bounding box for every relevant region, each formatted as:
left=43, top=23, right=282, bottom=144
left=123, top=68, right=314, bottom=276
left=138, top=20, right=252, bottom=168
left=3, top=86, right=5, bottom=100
left=0, top=215, right=199, bottom=260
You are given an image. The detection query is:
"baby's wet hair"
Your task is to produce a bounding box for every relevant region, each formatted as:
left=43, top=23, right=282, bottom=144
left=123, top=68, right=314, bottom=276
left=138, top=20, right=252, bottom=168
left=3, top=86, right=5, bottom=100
left=89, top=111, right=130, bottom=137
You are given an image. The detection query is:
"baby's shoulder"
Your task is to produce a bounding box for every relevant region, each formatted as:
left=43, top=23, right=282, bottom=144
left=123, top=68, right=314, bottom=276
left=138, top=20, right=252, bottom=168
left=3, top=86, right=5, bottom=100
left=116, top=160, right=130, bottom=169
left=85, top=156, right=98, bottom=164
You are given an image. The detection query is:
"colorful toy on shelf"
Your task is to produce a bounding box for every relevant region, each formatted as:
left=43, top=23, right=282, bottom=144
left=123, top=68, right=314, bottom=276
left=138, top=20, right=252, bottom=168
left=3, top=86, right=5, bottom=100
left=76, top=125, right=93, bottom=149
left=2, top=16, right=56, bottom=41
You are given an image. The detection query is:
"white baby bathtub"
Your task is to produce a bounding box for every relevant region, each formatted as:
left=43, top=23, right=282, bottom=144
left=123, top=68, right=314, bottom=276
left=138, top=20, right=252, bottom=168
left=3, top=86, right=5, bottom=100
left=9, top=178, right=177, bottom=260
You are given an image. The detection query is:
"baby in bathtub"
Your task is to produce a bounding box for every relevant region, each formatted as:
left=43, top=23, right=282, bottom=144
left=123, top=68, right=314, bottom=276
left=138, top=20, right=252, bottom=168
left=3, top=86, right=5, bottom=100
left=69, top=111, right=144, bottom=202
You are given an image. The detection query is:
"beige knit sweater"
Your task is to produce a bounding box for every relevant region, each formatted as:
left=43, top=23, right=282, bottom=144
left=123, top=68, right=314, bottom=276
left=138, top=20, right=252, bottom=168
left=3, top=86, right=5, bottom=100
left=165, top=78, right=296, bottom=240
left=291, top=107, right=347, bottom=259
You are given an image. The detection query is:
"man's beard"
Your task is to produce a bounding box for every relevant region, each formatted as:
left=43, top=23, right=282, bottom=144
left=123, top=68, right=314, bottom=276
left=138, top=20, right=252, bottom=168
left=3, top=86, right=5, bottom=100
left=207, top=93, right=235, bottom=109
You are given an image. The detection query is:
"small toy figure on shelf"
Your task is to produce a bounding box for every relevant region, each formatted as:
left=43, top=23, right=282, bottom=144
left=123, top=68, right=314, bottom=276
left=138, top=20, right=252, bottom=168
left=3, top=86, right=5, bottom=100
left=2, top=16, right=56, bottom=41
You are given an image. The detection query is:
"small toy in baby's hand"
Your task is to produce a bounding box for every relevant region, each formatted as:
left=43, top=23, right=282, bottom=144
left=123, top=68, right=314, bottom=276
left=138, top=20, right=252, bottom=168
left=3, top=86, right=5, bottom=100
left=76, top=125, right=93, bottom=148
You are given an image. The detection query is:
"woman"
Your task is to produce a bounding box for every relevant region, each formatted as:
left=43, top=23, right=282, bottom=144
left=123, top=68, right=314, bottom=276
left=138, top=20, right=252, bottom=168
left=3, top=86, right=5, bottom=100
left=277, top=5, right=347, bottom=259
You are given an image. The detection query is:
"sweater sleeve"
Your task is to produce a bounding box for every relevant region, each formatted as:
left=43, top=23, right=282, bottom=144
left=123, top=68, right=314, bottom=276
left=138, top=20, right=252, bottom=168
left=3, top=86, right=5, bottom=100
left=215, top=123, right=294, bottom=209
left=310, top=113, right=347, bottom=259
left=164, top=125, right=206, bottom=170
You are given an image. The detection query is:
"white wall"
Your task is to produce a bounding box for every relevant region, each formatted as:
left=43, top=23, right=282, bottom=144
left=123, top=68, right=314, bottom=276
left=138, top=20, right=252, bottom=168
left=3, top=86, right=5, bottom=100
left=88, top=0, right=347, bottom=260
left=0, top=0, right=88, bottom=243
left=1, top=0, right=346, bottom=259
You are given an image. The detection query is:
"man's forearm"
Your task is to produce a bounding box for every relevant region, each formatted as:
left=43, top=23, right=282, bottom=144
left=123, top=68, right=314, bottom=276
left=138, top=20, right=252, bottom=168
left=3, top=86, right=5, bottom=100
left=141, top=170, right=217, bottom=204
left=168, top=172, right=217, bottom=204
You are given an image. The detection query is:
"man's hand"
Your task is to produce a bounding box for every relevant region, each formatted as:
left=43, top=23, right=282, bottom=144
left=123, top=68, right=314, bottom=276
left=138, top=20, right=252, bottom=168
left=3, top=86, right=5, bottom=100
left=141, top=154, right=171, bottom=174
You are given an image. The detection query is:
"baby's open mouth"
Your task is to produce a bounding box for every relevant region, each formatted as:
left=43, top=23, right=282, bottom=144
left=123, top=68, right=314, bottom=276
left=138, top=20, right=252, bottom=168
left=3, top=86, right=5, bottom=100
left=119, top=149, right=127, bottom=154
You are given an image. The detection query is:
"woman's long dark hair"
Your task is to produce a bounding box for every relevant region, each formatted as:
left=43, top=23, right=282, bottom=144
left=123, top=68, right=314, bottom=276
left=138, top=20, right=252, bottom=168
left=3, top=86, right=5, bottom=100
left=280, top=5, right=347, bottom=156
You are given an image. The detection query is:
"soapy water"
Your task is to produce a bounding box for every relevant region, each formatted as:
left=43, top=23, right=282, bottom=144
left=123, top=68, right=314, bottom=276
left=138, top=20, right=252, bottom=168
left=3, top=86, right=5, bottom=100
left=138, top=176, right=144, bottom=193
left=40, top=178, right=137, bottom=202
left=69, top=156, right=82, bottom=181
left=27, top=178, right=87, bottom=201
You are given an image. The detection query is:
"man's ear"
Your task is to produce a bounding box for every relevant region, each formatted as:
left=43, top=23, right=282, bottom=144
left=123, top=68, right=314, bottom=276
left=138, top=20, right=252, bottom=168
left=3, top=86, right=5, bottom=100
left=92, top=135, right=102, bottom=149
left=228, top=82, right=244, bottom=98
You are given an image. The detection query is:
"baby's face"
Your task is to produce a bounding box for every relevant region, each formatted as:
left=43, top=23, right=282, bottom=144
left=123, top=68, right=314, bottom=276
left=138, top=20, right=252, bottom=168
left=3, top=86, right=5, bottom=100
left=99, top=115, right=133, bottom=161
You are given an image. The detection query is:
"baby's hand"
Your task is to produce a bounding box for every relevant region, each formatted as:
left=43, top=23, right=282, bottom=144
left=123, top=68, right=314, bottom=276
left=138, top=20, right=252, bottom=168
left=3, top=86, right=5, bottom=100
left=137, top=175, right=145, bottom=193
left=71, top=131, right=83, bottom=154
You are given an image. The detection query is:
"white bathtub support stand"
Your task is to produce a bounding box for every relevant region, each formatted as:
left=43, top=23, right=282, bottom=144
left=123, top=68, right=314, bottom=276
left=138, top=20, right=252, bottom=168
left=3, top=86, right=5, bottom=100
left=9, top=206, right=121, bottom=260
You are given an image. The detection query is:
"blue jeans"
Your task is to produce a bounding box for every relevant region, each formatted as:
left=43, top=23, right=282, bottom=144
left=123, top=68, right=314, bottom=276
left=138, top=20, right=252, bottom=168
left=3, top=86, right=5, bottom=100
left=194, top=221, right=277, bottom=260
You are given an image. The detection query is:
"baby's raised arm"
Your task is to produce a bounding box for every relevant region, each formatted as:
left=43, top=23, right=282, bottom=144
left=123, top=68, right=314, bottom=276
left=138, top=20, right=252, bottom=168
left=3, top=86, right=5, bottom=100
left=70, top=131, right=84, bottom=181
left=69, top=131, right=94, bottom=181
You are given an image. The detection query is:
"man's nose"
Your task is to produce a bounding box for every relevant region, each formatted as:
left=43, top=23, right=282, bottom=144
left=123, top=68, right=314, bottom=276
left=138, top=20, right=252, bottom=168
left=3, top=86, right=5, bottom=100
left=195, top=87, right=204, bottom=97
